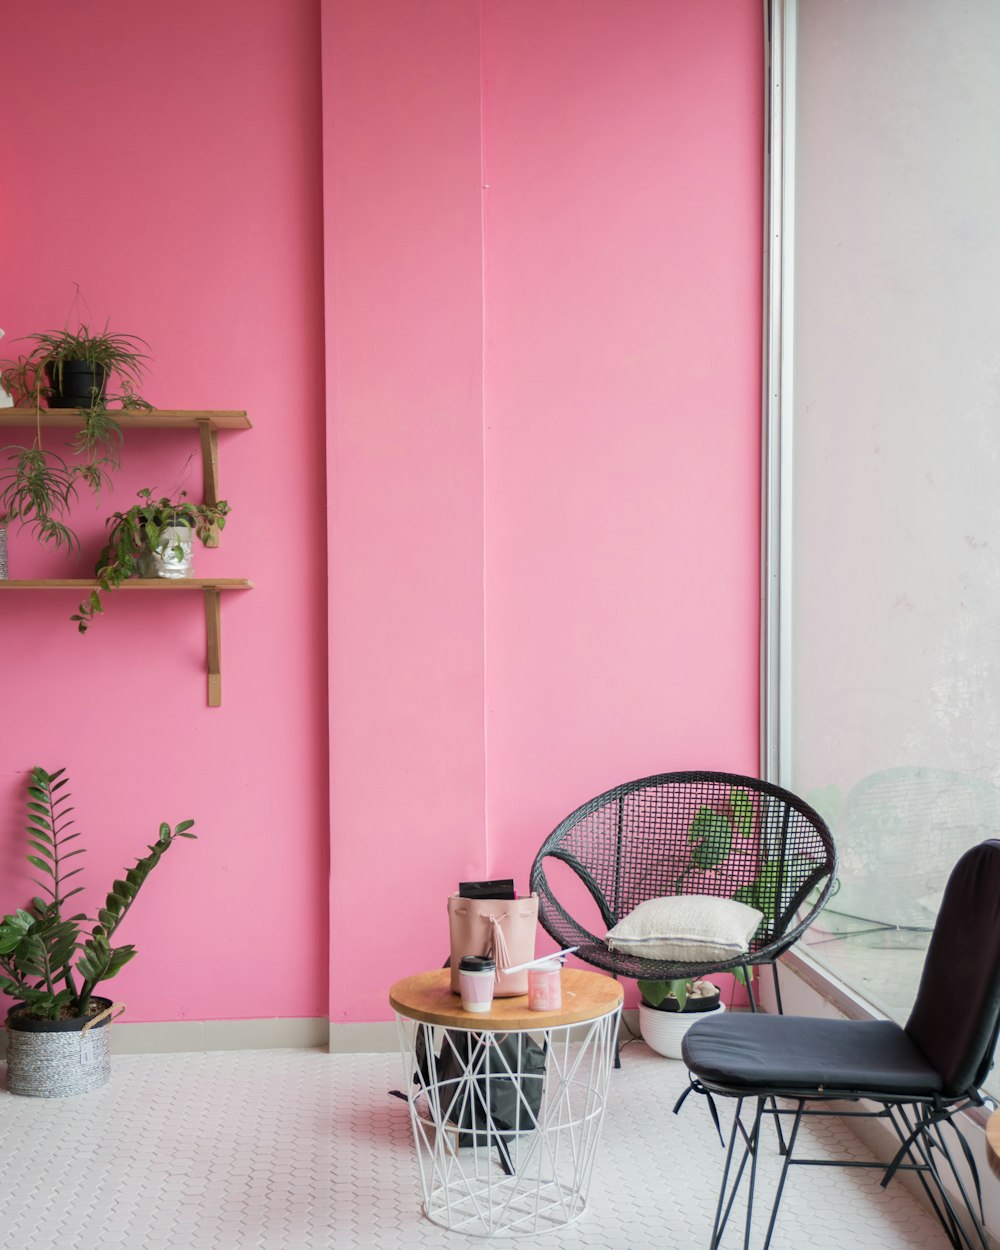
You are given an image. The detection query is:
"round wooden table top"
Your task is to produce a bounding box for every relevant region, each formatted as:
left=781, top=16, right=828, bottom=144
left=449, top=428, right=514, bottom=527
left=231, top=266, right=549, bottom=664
left=389, top=967, right=623, bottom=1031
left=986, top=1108, right=1000, bottom=1179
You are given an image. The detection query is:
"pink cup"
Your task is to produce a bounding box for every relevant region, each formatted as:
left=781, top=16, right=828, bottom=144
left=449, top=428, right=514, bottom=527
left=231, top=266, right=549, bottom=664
left=459, top=956, right=496, bottom=1012
left=528, top=966, right=562, bottom=1011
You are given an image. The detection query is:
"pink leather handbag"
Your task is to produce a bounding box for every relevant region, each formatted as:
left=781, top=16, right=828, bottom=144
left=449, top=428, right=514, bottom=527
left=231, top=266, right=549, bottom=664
left=448, top=894, right=539, bottom=996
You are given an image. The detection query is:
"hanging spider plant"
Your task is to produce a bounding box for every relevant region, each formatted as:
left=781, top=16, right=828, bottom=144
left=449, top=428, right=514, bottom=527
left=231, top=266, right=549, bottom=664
left=1, top=323, right=150, bottom=411
left=0, top=447, right=81, bottom=552
left=0, top=323, right=152, bottom=555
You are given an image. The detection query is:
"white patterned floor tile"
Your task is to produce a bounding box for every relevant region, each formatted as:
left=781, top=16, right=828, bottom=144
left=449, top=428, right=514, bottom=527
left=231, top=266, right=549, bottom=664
left=0, top=1040, right=951, bottom=1249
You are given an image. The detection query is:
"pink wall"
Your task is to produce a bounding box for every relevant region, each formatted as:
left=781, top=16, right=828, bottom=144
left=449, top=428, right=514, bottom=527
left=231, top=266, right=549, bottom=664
left=0, top=0, right=761, bottom=1027
left=483, top=1, right=764, bottom=877
left=0, top=0, right=329, bottom=1022
left=322, top=1, right=488, bottom=1023
left=324, top=1, right=763, bottom=1019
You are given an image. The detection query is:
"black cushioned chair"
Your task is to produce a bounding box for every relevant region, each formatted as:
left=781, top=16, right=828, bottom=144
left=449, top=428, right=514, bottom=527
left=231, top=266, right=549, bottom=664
left=680, top=838, right=1000, bottom=1250
left=530, top=771, right=837, bottom=1011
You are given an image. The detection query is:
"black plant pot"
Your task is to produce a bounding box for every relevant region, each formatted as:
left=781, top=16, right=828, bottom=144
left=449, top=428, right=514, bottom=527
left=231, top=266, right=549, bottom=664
left=45, top=360, right=108, bottom=409
left=649, top=986, right=722, bottom=1014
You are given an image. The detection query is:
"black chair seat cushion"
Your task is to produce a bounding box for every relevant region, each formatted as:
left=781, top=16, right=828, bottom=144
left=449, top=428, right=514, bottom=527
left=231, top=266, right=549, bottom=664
left=681, top=1014, right=944, bottom=1097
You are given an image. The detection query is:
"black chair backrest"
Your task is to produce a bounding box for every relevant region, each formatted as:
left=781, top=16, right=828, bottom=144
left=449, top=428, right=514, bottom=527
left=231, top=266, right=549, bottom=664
left=905, top=839, right=1000, bottom=1096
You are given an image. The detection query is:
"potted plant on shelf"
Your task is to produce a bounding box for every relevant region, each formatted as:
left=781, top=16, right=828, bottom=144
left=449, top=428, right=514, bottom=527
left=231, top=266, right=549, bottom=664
left=0, top=766, right=197, bottom=1097
left=1, top=322, right=150, bottom=413
left=636, top=977, right=726, bottom=1058
left=71, top=488, right=231, bottom=633
left=0, top=322, right=152, bottom=570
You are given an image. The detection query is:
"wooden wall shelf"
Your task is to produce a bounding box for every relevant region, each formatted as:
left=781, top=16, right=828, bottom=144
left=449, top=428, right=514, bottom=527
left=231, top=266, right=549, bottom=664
left=0, top=408, right=252, bottom=706
left=0, top=579, right=253, bottom=707
left=0, top=408, right=252, bottom=429
left=0, top=409, right=251, bottom=513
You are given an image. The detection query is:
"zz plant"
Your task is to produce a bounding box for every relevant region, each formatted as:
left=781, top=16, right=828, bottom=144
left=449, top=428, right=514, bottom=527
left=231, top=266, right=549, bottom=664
left=0, top=766, right=196, bottom=1021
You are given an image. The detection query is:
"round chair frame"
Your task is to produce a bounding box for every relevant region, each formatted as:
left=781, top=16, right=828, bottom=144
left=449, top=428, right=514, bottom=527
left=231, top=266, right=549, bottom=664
left=529, top=770, right=838, bottom=1010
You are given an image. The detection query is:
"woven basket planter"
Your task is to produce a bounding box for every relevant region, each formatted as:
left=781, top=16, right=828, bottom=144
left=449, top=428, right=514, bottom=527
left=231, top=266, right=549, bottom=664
left=638, top=1000, right=726, bottom=1059
left=6, top=998, right=119, bottom=1097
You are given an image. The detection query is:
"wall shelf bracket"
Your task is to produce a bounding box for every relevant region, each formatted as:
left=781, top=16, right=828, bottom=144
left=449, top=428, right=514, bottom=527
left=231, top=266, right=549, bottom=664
left=204, top=586, right=222, bottom=707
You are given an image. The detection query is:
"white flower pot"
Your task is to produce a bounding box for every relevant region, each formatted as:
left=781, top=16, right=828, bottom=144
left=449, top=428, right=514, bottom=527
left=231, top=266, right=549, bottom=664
left=638, top=1000, right=726, bottom=1059
left=138, top=523, right=194, bottom=579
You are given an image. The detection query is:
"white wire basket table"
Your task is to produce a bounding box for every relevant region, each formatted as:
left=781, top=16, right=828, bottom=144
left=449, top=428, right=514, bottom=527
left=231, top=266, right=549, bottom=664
left=390, top=967, right=622, bottom=1238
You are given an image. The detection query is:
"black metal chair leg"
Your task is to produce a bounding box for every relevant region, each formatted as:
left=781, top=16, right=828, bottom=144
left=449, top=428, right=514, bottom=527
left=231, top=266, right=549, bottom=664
left=741, top=1098, right=766, bottom=1250
left=761, top=1101, right=804, bottom=1250
left=772, top=961, right=784, bottom=1014
left=710, top=1097, right=750, bottom=1250
left=887, top=1105, right=965, bottom=1248
left=927, top=1119, right=990, bottom=1250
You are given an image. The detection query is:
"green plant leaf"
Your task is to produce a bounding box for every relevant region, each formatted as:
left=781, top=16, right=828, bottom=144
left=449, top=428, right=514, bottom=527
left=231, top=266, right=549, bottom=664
left=638, top=977, right=692, bottom=1010
left=733, top=883, right=758, bottom=909
left=731, top=788, right=753, bottom=838
left=26, top=855, right=53, bottom=875
left=102, top=946, right=137, bottom=980
left=687, top=806, right=734, bottom=870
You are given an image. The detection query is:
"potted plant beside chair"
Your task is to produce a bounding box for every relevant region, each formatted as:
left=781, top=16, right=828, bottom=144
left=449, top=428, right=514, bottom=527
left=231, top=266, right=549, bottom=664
left=637, top=977, right=725, bottom=1059
left=0, top=766, right=197, bottom=1097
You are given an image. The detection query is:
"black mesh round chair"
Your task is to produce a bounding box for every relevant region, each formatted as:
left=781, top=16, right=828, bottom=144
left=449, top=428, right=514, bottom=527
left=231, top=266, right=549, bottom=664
left=529, top=771, right=837, bottom=1011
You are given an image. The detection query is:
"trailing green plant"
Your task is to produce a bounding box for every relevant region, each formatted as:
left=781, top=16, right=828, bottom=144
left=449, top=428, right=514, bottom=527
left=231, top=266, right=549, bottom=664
left=0, top=322, right=152, bottom=553
left=0, top=447, right=82, bottom=552
left=71, top=488, right=231, bottom=633
left=0, top=766, right=196, bottom=1021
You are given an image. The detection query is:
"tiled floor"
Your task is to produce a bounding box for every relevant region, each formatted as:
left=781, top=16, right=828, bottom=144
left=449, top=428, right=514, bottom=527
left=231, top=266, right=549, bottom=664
left=0, top=1038, right=949, bottom=1250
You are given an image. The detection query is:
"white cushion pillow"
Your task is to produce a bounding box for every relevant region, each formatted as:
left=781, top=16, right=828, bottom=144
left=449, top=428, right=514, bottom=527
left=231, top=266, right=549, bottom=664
left=605, top=894, right=764, bottom=962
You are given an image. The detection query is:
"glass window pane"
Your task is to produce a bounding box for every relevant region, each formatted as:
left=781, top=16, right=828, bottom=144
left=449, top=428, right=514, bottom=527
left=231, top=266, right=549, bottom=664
left=786, top=0, right=1000, bottom=1093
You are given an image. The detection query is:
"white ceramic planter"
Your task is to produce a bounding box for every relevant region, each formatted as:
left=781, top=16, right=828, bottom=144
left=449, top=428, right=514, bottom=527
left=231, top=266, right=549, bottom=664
left=638, top=1000, right=726, bottom=1059
left=139, top=523, right=194, bottom=579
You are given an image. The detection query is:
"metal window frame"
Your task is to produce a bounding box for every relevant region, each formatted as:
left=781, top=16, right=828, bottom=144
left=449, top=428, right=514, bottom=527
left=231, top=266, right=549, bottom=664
left=761, top=0, right=796, bottom=787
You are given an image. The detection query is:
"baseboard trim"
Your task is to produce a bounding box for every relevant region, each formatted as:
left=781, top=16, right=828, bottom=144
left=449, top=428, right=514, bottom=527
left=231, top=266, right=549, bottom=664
left=0, top=1016, right=330, bottom=1057
left=327, top=1021, right=398, bottom=1053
